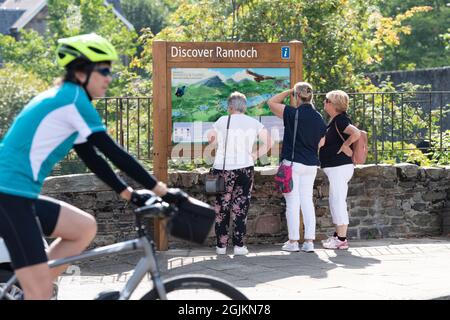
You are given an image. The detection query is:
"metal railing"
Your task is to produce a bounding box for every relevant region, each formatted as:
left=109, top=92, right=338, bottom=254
left=315, top=91, right=449, bottom=164
left=52, top=97, right=153, bottom=176
left=94, top=97, right=154, bottom=160
left=54, top=91, right=449, bottom=175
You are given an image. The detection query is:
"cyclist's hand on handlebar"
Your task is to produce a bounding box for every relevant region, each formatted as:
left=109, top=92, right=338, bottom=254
left=130, top=189, right=154, bottom=207
left=161, top=188, right=189, bottom=205
left=152, top=181, right=168, bottom=197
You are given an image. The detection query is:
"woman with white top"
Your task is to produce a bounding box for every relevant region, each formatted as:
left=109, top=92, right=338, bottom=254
left=268, top=82, right=327, bottom=253
left=207, top=92, right=272, bottom=256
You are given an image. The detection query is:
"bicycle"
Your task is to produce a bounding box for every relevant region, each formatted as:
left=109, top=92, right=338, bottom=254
left=0, top=194, right=248, bottom=300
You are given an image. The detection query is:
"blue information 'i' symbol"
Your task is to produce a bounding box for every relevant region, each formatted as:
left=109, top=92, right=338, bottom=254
left=281, top=46, right=290, bottom=59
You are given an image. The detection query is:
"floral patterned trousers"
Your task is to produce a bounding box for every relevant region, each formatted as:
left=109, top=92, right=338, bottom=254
left=213, top=166, right=254, bottom=248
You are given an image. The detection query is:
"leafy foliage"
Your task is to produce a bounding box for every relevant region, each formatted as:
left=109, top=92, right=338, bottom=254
left=143, top=0, right=434, bottom=93
left=121, top=0, right=170, bottom=35
left=0, top=30, right=60, bottom=83
left=340, top=80, right=449, bottom=166
left=430, top=130, right=450, bottom=165
left=375, top=0, right=449, bottom=70
left=0, top=0, right=448, bottom=171
left=0, top=0, right=138, bottom=93
left=0, top=64, right=49, bottom=137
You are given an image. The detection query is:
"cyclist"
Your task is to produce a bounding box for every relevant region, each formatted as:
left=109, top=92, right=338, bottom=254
left=0, top=33, right=185, bottom=300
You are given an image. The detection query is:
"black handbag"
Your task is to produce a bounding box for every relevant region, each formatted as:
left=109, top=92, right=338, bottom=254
left=169, top=197, right=216, bottom=244
left=205, top=115, right=231, bottom=195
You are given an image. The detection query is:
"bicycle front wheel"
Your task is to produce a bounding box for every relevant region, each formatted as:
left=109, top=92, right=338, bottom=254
left=140, top=274, right=248, bottom=300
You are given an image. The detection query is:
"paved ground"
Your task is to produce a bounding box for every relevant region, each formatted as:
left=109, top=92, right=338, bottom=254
left=57, top=237, right=450, bottom=300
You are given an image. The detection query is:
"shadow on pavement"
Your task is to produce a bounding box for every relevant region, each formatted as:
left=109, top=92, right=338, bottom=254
left=153, top=244, right=381, bottom=288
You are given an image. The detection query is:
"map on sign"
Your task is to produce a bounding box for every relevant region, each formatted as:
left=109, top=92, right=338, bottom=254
left=171, top=68, right=290, bottom=143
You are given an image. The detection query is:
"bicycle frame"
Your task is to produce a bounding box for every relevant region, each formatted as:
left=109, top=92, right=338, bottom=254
left=0, top=235, right=168, bottom=300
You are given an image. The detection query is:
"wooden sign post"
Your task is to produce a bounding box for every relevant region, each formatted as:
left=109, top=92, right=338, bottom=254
left=152, top=41, right=303, bottom=250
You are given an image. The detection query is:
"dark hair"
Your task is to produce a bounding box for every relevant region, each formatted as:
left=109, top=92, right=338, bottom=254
left=63, top=58, right=95, bottom=84
left=56, top=58, right=112, bottom=87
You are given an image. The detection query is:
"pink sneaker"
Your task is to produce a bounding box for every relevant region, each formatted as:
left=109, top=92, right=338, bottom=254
left=322, top=238, right=349, bottom=250
left=321, top=236, right=337, bottom=245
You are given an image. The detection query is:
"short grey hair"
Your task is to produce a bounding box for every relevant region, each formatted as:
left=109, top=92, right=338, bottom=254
left=227, top=91, right=247, bottom=113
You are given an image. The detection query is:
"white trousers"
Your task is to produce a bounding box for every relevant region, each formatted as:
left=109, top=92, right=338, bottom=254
left=323, top=164, right=354, bottom=226
left=282, top=161, right=318, bottom=240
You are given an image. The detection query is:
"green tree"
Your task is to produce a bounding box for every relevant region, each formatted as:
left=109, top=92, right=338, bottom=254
left=121, top=0, right=170, bottom=35
left=146, top=0, right=430, bottom=93
left=0, top=30, right=60, bottom=83
left=0, top=0, right=142, bottom=141
left=376, top=0, right=449, bottom=70
left=0, top=0, right=138, bottom=92
left=78, top=0, right=138, bottom=60
left=441, top=29, right=450, bottom=51
left=46, top=0, right=72, bottom=38
left=0, top=64, right=49, bottom=137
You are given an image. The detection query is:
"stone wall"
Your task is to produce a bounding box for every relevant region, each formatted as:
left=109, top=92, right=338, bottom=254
left=41, top=164, right=450, bottom=248
left=367, top=67, right=450, bottom=94
left=366, top=67, right=450, bottom=129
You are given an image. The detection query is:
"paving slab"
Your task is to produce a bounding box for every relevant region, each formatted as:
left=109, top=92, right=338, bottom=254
left=57, top=237, right=450, bottom=300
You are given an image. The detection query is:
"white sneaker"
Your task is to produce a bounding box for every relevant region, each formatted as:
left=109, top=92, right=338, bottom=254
left=301, top=242, right=314, bottom=252
left=216, top=246, right=226, bottom=255
left=233, top=245, right=249, bottom=255
left=281, top=241, right=299, bottom=252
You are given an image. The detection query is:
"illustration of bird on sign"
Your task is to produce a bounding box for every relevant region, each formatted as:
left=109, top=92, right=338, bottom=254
left=175, top=85, right=186, bottom=97
left=246, top=69, right=275, bottom=82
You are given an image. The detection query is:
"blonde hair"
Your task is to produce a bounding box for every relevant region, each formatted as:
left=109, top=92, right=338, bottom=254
left=227, top=91, right=247, bottom=113
left=293, top=82, right=313, bottom=103
left=326, top=90, right=349, bottom=113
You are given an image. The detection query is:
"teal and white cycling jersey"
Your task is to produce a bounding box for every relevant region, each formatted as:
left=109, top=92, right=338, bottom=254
left=0, top=82, right=106, bottom=199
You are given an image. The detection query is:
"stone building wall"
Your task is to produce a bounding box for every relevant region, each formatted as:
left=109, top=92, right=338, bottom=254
left=41, top=164, right=450, bottom=248
left=366, top=67, right=450, bottom=129
left=367, top=67, right=450, bottom=94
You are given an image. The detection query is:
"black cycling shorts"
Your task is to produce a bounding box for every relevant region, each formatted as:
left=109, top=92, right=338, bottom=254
left=0, top=192, right=60, bottom=270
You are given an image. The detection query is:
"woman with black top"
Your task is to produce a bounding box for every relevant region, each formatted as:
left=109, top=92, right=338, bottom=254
left=268, top=82, right=326, bottom=253
left=319, top=90, right=361, bottom=250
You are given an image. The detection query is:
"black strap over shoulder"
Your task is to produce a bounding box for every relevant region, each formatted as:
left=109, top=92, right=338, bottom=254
left=289, top=109, right=299, bottom=165
left=222, top=115, right=231, bottom=171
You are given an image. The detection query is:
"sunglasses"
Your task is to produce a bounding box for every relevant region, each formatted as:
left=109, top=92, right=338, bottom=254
left=94, top=67, right=112, bottom=77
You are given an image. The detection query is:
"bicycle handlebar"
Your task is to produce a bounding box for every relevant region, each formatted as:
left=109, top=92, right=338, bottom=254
left=133, top=195, right=176, bottom=219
